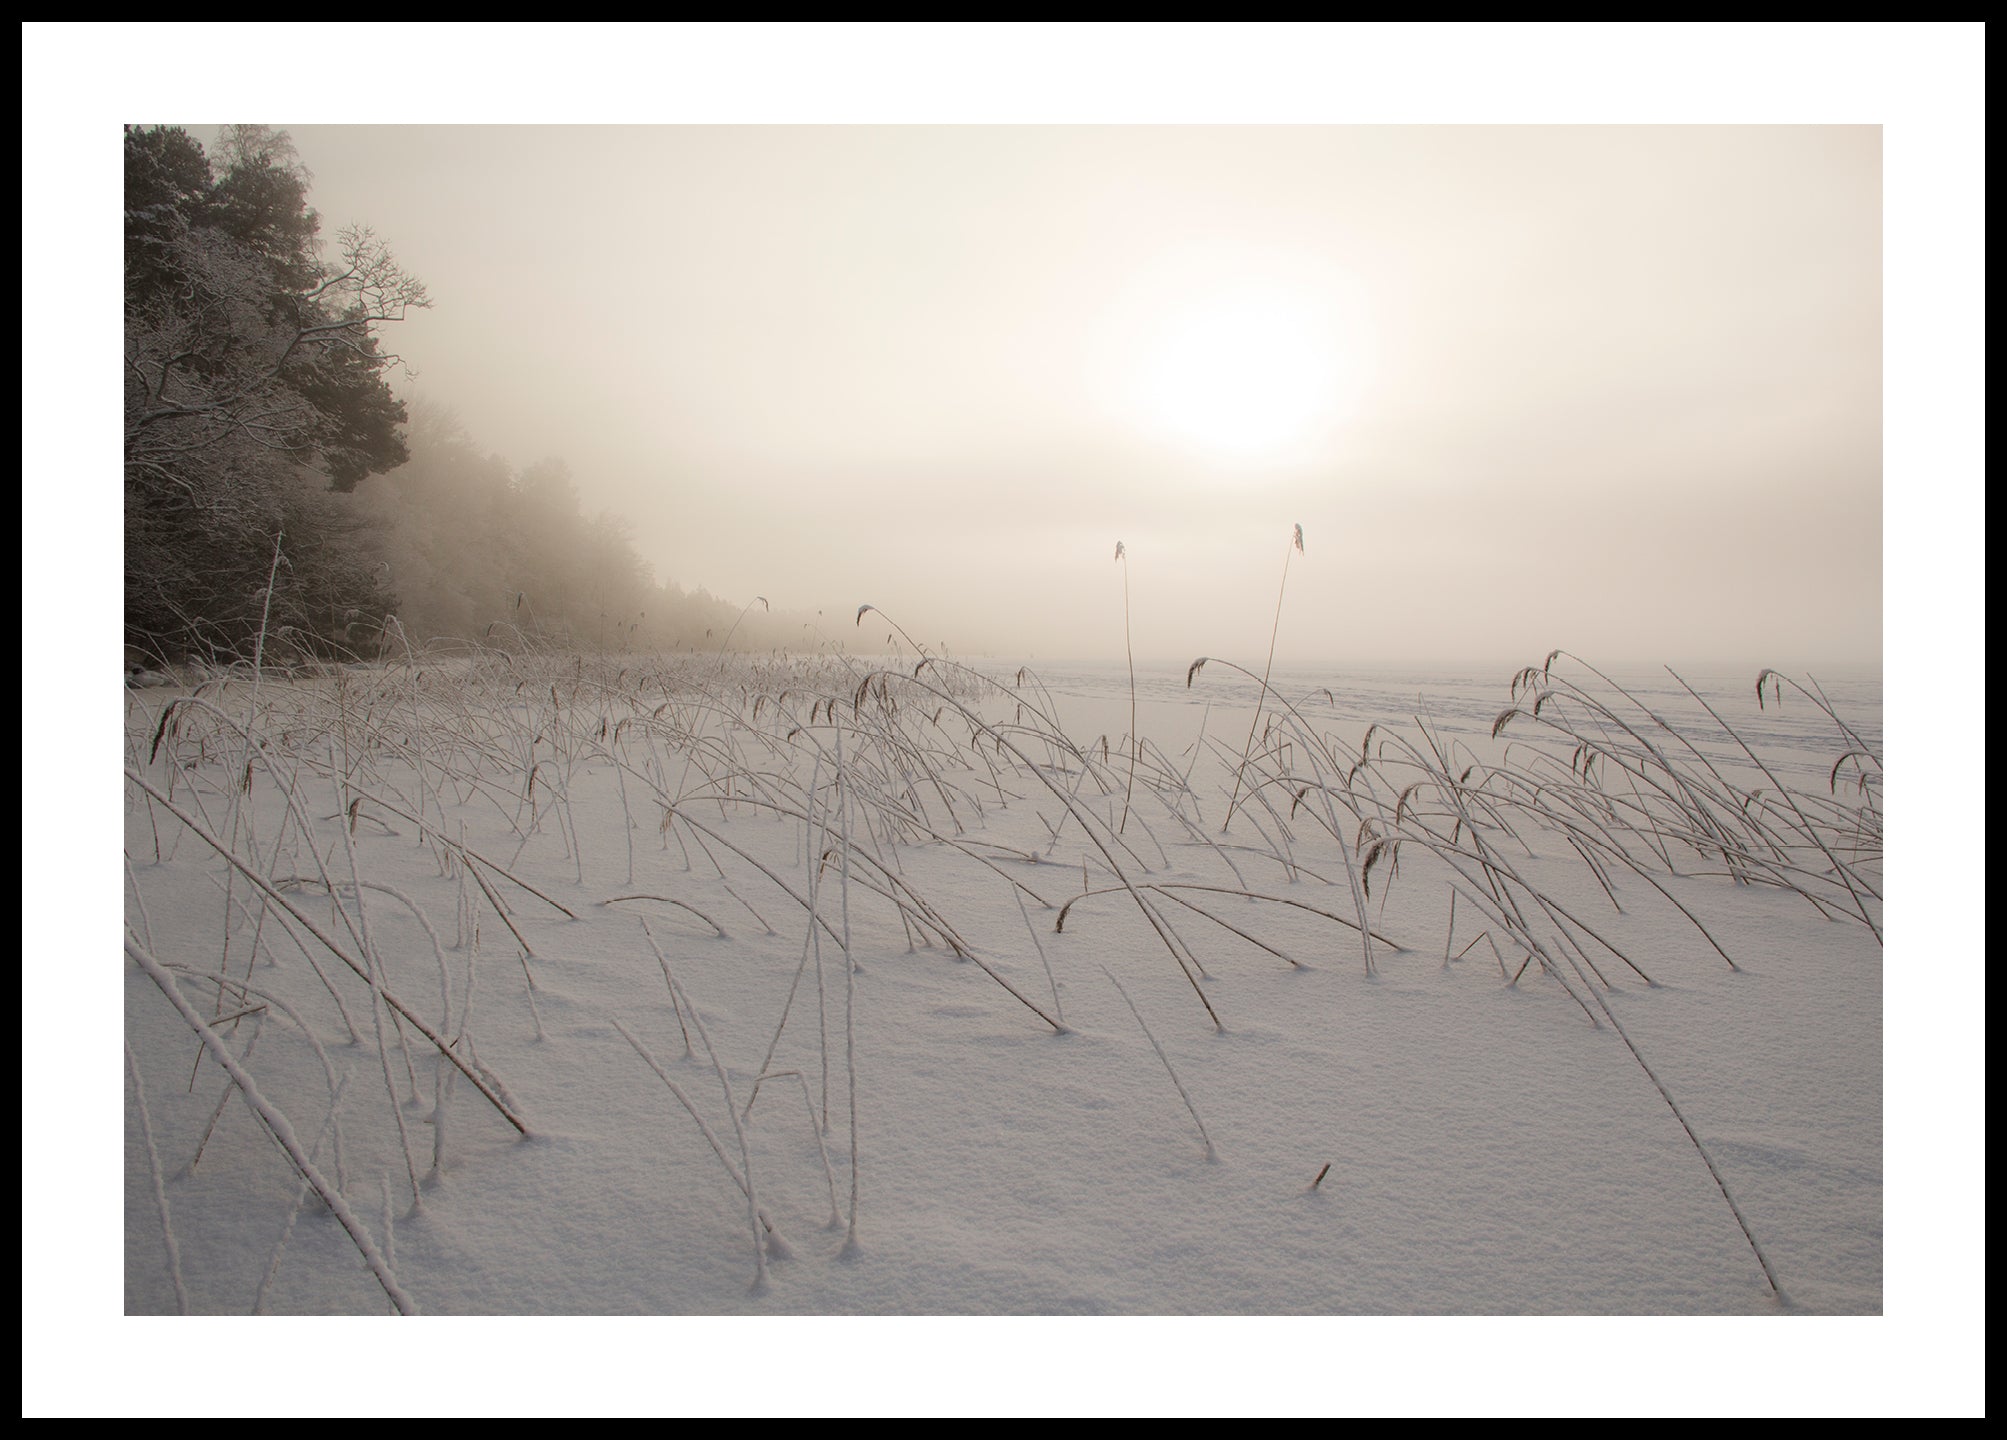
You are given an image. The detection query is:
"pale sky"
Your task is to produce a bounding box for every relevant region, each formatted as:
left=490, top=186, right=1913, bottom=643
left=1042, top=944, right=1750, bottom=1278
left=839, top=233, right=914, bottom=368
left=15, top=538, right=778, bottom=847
left=30, top=22, right=1984, bottom=679
left=229, top=122, right=1883, bottom=668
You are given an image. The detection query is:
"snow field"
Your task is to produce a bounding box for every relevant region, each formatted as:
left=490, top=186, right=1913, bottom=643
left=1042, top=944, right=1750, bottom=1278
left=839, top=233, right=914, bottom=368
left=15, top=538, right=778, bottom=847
left=122, top=645, right=1882, bottom=1318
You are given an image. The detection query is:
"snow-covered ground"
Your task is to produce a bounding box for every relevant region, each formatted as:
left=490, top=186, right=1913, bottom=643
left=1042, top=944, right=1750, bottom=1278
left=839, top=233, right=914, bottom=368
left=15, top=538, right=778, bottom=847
left=47, top=647, right=1978, bottom=1410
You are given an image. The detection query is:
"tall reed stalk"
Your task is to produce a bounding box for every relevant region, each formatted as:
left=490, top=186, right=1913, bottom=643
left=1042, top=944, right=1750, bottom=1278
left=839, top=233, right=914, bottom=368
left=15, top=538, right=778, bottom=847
left=1115, top=541, right=1137, bottom=834
left=837, top=709, right=862, bottom=1259
left=1226, top=523, right=1302, bottom=832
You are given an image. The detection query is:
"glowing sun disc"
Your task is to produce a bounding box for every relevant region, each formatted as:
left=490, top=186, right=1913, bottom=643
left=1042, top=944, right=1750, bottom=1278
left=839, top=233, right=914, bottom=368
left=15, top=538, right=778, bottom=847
left=1135, top=289, right=1352, bottom=457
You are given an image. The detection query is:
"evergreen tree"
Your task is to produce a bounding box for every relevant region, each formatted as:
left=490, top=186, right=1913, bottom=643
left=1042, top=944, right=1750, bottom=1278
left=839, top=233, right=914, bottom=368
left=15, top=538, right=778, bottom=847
left=123, top=125, right=428, bottom=662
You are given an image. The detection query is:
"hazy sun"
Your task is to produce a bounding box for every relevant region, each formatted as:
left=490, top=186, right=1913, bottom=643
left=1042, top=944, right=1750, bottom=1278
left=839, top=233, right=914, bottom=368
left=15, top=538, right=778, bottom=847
left=1134, top=286, right=1358, bottom=459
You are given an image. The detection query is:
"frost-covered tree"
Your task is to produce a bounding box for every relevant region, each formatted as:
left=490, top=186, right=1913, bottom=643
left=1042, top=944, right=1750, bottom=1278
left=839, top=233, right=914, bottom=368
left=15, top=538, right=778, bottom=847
left=123, top=125, right=428, bottom=662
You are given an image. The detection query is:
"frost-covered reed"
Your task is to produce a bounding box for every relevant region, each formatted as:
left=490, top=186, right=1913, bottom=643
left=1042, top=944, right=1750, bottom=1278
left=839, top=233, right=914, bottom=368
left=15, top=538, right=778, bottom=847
left=124, top=617, right=1875, bottom=1311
